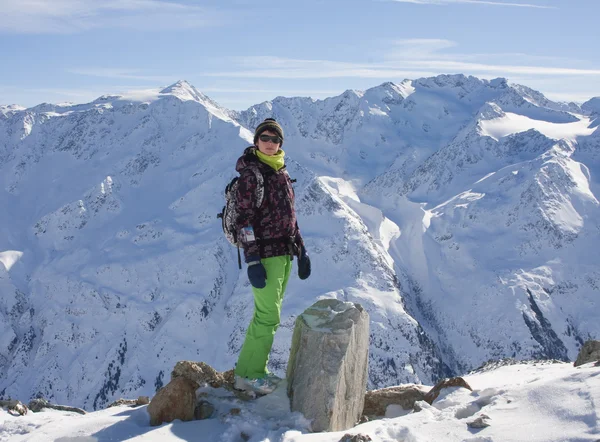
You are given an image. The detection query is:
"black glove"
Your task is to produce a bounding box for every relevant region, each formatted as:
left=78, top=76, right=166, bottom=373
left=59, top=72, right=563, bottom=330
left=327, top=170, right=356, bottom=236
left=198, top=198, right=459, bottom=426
left=247, top=256, right=267, bottom=288
left=298, top=247, right=311, bottom=280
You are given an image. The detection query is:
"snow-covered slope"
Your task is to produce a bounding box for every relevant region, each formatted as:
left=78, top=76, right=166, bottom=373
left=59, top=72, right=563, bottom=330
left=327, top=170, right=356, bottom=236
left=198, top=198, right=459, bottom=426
left=582, top=97, right=600, bottom=116
left=0, top=80, right=443, bottom=410
left=2, top=361, right=598, bottom=442
left=1, top=75, right=598, bottom=410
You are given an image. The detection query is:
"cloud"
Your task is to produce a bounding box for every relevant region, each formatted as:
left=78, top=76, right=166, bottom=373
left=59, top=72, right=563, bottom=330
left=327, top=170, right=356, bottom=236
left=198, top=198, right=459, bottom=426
left=0, top=0, right=228, bottom=34
left=386, top=0, right=555, bottom=8
left=201, top=54, right=600, bottom=80
left=387, top=39, right=458, bottom=58
left=67, top=68, right=176, bottom=83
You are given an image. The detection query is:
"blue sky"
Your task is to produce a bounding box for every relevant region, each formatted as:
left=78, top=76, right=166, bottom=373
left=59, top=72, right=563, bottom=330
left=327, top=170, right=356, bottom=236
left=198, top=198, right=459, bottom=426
left=1, top=0, right=599, bottom=109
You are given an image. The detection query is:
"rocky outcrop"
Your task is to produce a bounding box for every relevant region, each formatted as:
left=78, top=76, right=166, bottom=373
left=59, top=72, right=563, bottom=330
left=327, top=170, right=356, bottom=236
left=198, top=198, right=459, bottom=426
left=424, top=377, right=472, bottom=404
left=171, top=361, right=226, bottom=388
left=147, top=361, right=239, bottom=426
left=147, top=376, right=198, bottom=426
left=0, top=399, right=28, bottom=415
left=362, top=385, right=428, bottom=417
left=574, top=340, right=600, bottom=367
left=107, top=396, right=149, bottom=408
left=28, top=398, right=86, bottom=414
left=287, top=299, right=370, bottom=432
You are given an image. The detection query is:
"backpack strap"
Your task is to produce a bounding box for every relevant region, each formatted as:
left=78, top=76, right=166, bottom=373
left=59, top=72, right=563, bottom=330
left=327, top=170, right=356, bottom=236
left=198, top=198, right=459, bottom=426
left=245, top=164, right=265, bottom=208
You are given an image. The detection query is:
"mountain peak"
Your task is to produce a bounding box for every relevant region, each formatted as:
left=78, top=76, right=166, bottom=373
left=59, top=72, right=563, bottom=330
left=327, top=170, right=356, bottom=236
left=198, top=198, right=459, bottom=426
left=582, top=97, right=600, bottom=115
left=159, top=80, right=207, bottom=102
left=0, top=104, right=26, bottom=117
left=366, top=81, right=414, bottom=101
left=158, top=80, right=230, bottom=119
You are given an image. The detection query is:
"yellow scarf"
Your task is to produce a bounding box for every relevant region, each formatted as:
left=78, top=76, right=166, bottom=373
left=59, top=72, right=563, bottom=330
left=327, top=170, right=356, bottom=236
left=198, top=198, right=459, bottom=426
left=255, top=148, right=285, bottom=171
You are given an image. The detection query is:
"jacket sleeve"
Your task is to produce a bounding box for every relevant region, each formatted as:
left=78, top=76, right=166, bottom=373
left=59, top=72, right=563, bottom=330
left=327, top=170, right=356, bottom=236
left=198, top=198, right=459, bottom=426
left=235, top=168, right=261, bottom=261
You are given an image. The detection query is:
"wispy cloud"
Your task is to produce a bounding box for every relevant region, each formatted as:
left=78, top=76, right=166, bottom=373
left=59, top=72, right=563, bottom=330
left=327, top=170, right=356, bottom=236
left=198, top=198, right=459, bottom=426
left=67, top=68, right=176, bottom=83
left=0, top=0, right=229, bottom=34
left=386, top=0, right=555, bottom=9
left=202, top=52, right=600, bottom=80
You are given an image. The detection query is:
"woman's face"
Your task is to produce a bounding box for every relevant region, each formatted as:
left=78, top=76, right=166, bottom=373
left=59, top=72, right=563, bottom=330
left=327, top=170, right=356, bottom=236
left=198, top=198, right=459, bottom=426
left=256, top=130, right=282, bottom=156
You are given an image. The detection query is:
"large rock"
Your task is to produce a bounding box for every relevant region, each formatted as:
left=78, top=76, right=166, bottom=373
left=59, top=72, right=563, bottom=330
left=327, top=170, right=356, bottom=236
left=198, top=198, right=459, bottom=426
left=147, top=376, right=198, bottom=426
left=287, top=299, right=370, bottom=432
left=171, top=361, right=225, bottom=388
left=28, top=398, right=86, bottom=415
left=574, top=340, right=600, bottom=367
left=362, top=385, right=428, bottom=417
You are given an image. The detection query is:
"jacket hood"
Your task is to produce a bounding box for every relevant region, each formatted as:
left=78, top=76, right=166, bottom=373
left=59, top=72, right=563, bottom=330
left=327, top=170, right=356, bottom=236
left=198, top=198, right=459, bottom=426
left=235, top=146, right=260, bottom=173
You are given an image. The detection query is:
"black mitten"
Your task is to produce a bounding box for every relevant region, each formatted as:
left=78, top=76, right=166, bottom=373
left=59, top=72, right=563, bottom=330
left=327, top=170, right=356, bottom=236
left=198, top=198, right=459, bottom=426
left=298, top=247, right=311, bottom=280
left=247, top=256, right=267, bottom=288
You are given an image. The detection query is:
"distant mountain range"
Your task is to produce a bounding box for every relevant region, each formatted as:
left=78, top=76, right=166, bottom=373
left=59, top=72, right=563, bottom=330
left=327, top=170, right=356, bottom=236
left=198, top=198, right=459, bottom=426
left=1, top=75, right=598, bottom=410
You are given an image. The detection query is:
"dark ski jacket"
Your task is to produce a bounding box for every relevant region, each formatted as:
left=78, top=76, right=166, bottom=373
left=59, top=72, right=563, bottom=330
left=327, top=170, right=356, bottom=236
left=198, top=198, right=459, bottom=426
left=234, top=147, right=305, bottom=262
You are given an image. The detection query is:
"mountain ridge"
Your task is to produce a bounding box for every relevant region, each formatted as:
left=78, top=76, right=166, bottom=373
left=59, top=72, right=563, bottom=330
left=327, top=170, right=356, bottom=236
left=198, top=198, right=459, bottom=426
left=0, top=74, right=598, bottom=410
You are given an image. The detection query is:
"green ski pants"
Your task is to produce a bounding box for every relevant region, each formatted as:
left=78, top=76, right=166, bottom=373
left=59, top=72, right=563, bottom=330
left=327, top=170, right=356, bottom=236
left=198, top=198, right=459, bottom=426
left=235, top=255, right=292, bottom=379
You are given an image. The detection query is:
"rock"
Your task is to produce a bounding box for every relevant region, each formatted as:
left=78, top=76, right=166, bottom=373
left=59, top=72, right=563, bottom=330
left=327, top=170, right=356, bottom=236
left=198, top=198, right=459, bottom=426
left=28, top=398, right=50, bottom=412
left=147, top=376, right=198, bottom=426
left=171, top=361, right=224, bottom=388
left=339, top=434, right=372, bottom=442
left=362, top=385, right=428, bottom=417
left=194, top=400, right=215, bottom=420
left=107, top=396, right=149, bottom=408
left=222, top=369, right=235, bottom=386
left=107, top=398, right=137, bottom=408
left=287, top=299, right=370, bottom=432
left=27, top=398, right=85, bottom=415
left=0, top=399, right=28, bottom=416
left=424, top=377, right=472, bottom=404
left=574, top=340, right=600, bottom=367
left=468, top=414, right=491, bottom=429
left=413, top=400, right=434, bottom=413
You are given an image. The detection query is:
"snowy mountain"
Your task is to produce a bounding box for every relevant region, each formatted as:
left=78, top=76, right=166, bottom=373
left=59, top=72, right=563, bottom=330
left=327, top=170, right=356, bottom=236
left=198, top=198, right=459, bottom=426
left=582, top=97, right=600, bottom=116
left=0, top=76, right=598, bottom=411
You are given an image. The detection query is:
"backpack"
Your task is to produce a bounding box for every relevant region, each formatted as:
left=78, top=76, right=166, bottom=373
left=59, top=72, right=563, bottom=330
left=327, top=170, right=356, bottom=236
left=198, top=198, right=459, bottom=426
left=217, top=164, right=265, bottom=268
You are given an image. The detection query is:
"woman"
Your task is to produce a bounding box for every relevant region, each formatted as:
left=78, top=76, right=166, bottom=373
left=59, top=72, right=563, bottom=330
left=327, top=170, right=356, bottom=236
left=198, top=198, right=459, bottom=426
left=233, top=118, right=311, bottom=394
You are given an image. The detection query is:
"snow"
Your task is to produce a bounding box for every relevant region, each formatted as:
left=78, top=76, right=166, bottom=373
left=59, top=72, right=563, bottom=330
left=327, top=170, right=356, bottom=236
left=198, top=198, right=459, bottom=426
left=480, top=112, right=595, bottom=141
left=1, top=74, right=599, bottom=429
left=1, top=362, right=598, bottom=441
left=0, top=250, right=23, bottom=271
left=111, top=88, right=163, bottom=104
left=301, top=300, right=357, bottom=331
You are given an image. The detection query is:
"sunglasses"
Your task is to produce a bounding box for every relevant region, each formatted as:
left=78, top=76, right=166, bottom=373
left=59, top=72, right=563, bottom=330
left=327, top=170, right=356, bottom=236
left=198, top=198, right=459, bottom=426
left=258, top=134, right=282, bottom=144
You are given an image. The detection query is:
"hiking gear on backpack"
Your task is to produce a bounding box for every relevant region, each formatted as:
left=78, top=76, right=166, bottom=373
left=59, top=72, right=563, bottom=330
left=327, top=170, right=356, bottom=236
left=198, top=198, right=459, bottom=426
left=247, top=256, right=267, bottom=289
left=298, top=245, right=311, bottom=280
left=235, top=255, right=292, bottom=379
left=217, top=163, right=265, bottom=268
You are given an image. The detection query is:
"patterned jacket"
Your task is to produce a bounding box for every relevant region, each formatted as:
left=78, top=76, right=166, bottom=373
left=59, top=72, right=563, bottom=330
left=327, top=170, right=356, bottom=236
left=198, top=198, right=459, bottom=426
left=235, top=147, right=305, bottom=262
